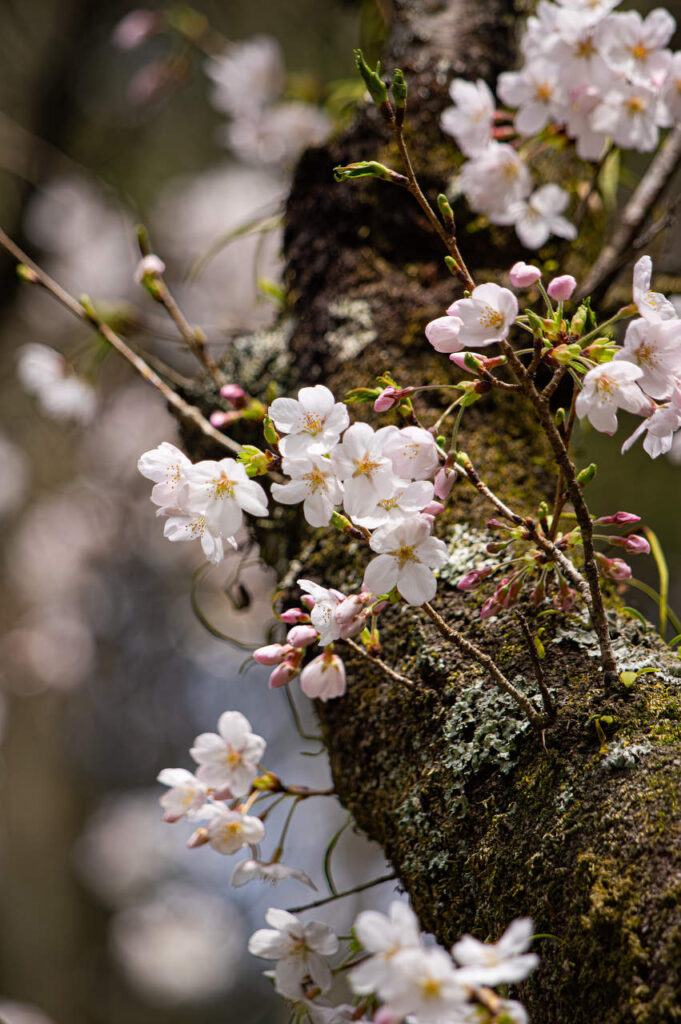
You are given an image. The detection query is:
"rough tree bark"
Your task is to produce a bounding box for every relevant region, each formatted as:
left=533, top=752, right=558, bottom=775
left=188, top=1, right=681, bottom=1021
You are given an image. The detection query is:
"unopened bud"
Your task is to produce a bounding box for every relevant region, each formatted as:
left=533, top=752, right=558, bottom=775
left=354, top=49, right=389, bottom=109
left=547, top=274, right=577, bottom=302
left=287, top=624, right=319, bottom=648
left=509, top=261, right=541, bottom=288
left=577, top=463, right=597, bottom=487
left=220, top=383, right=248, bottom=408
left=280, top=607, right=309, bottom=625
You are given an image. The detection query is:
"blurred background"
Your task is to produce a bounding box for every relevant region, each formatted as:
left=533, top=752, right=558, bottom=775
left=1, top=1, right=680, bottom=1022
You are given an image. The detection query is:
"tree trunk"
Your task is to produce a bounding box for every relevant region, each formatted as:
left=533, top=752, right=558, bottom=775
left=194, top=2, right=681, bottom=1020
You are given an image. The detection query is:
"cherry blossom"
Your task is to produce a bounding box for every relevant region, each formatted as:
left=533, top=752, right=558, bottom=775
left=458, top=143, right=532, bottom=224
left=205, top=36, right=285, bottom=118
left=632, top=255, right=677, bottom=323
left=425, top=313, right=464, bottom=354
left=330, top=422, right=400, bottom=518
left=622, top=387, right=681, bottom=458
left=157, top=768, right=209, bottom=822
left=272, top=453, right=343, bottom=526
left=352, top=479, right=435, bottom=530
left=349, top=901, right=422, bottom=996
left=231, top=858, right=316, bottom=889
left=379, top=947, right=467, bottom=1024
left=363, top=518, right=448, bottom=605
left=511, top=185, right=577, bottom=250
left=440, top=78, right=495, bottom=157
left=248, top=908, right=339, bottom=1000
left=269, top=386, right=349, bottom=457
left=161, top=509, right=232, bottom=564
left=591, top=83, right=665, bottom=152
left=137, top=442, right=193, bottom=507
left=498, top=59, right=565, bottom=135
left=190, top=711, right=266, bottom=797
left=184, top=457, right=268, bottom=538
left=448, top=283, right=518, bottom=347
left=201, top=806, right=265, bottom=855
left=576, top=361, right=653, bottom=434
left=613, top=317, right=681, bottom=399
left=452, top=917, right=539, bottom=987
left=598, top=8, right=675, bottom=86
left=298, top=579, right=345, bottom=646
left=300, top=648, right=347, bottom=701
left=17, top=343, right=96, bottom=423
left=382, top=426, right=441, bottom=481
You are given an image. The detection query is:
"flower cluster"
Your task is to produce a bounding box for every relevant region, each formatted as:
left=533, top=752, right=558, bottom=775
left=156, top=709, right=316, bottom=889
left=248, top=901, right=539, bottom=1022
left=205, top=35, right=332, bottom=166
left=441, top=0, right=681, bottom=247
left=137, top=441, right=268, bottom=564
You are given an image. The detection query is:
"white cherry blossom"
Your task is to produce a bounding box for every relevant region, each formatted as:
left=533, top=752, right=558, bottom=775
left=349, top=901, right=422, bottom=996
left=440, top=78, right=495, bottom=157
left=203, top=806, right=265, bottom=855
left=161, top=509, right=232, bottom=564
left=184, top=458, right=268, bottom=538
left=458, top=143, right=532, bottom=224
left=231, top=858, right=316, bottom=889
left=632, top=255, right=677, bottom=323
left=272, top=454, right=343, bottom=526
left=157, top=768, right=209, bottom=822
left=352, top=479, right=435, bottom=530
left=379, top=947, right=467, bottom=1024
left=622, top=386, right=681, bottom=458
left=300, top=649, right=347, bottom=701
left=498, top=59, right=565, bottom=136
left=17, top=343, right=96, bottom=423
left=662, top=51, right=681, bottom=122
left=205, top=36, right=285, bottom=118
left=138, top=442, right=193, bottom=507
left=190, top=711, right=266, bottom=797
left=598, top=8, right=675, bottom=86
left=381, top=426, right=440, bottom=481
left=448, top=283, right=518, bottom=347
left=549, top=14, right=611, bottom=90
left=248, top=908, right=339, bottom=1000
left=330, top=422, right=400, bottom=518
left=565, top=85, right=609, bottom=160
left=298, top=579, right=344, bottom=646
left=591, top=83, right=665, bottom=152
left=613, top=318, right=681, bottom=399
left=363, top=518, right=448, bottom=605
left=452, top=917, right=539, bottom=987
left=575, top=360, right=653, bottom=434
left=425, top=313, right=464, bottom=354
left=269, top=385, right=349, bottom=457
left=511, top=184, right=577, bottom=249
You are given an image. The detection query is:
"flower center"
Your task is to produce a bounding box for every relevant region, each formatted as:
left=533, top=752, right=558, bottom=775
left=165, top=464, right=182, bottom=489
left=220, top=822, right=242, bottom=840
left=626, top=95, right=646, bottom=115
left=187, top=515, right=205, bottom=537
left=596, top=376, right=615, bottom=399
left=390, top=542, right=418, bottom=567
left=303, top=467, right=327, bottom=492
left=575, top=37, right=596, bottom=59
left=300, top=411, right=323, bottom=434
left=223, top=743, right=243, bottom=768
left=630, top=42, right=650, bottom=62
left=213, top=473, right=236, bottom=499
left=535, top=82, right=553, bottom=102
left=636, top=342, right=658, bottom=369
left=419, top=977, right=443, bottom=1000
left=353, top=455, right=382, bottom=477
left=478, top=304, right=504, bottom=329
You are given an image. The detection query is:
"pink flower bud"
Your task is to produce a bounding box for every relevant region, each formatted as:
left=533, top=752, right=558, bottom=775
left=597, top=554, right=632, bottom=580
left=374, top=1010, right=400, bottom=1024
left=609, top=534, right=650, bottom=555
left=595, top=512, right=641, bottom=525
left=419, top=513, right=435, bottom=526
left=425, top=315, right=463, bottom=354
left=186, top=827, right=210, bottom=849
left=112, top=10, right=160, bottom=50
left=449, top=351, right=482, bottom=371
left=457, top=568, right=491, bottom=591
left=374, top=386, right=413, bottom=412
left=434, top=466, right=456, bottom=500
left=220, top=384, right=248, bottom=409
left=301, top=595, right=315, bottom=610
left=253, top=643, right=289, bottom=666
left=372, top=600, right=388, bottom=615
left=480, top=595, right=501, bottom=619
left=423, top=500, right=445, bottom=516
left=210, top=410, right=239, bottom=428
left=269, top=660, right=299, bottom=689
left=280, top=608, right=309, bottom=625
left=547, top=275, right=577, bottom=301
left=509, top=261, right=542, bottom=288
left=287, top=624, right=319, bottom=648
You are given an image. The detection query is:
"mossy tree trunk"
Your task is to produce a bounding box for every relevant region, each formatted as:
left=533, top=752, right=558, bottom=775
left=191, top=1, right=681, bottom=1020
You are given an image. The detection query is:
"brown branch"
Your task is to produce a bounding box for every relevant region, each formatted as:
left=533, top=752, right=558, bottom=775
left=578, top=125, right=681, bottom=301
left=0, top=227, right=241, bottom=456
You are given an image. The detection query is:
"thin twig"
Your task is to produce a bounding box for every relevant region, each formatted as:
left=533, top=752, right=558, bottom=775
left=0, top=227, right=241, bottom=456
left=517, top=613, right=555, bottom=721
left=344, top=637, right=418, bottom=690
left=578, top=125, right=681, bottom=301
left=422, top=602, right=545, bottom=728
left=287, top=873, right=398, bottom=915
